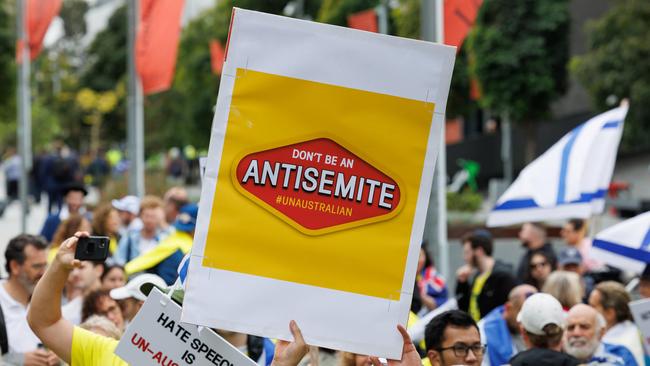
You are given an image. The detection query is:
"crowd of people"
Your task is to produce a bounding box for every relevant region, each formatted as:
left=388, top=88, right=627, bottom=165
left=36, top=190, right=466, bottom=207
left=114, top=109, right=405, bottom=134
left=1, top=182, right=649, bottom=366
left=0, top=182, right=208, bottom=365
left=406, top=219, right=650, bottom=366
left=0, top=142, right=203, bottom=219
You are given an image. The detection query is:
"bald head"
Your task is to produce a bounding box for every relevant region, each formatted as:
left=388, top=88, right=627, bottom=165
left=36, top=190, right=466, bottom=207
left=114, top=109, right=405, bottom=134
left=503, top=285, right=538, bottom=331
left=163, top=187, right=189, bottom=224
left=564, top=304, right=605, bottom=361
left=508, top=284, right=538, bottom=307
left=568, top=304, right=606, bottom=329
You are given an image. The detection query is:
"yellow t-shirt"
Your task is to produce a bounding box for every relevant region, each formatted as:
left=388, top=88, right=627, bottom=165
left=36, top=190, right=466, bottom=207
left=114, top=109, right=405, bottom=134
left=71, top=326, right=128, bottom=366
left=469, top=271, right=491, bottom=322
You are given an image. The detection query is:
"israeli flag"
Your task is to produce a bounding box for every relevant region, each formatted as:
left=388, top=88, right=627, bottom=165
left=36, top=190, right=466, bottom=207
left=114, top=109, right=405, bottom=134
left=177, top=253, right=190, bottom=287
left=591, top=212, right=650, bottom=273
left=487, top=104, right=628, bottom=227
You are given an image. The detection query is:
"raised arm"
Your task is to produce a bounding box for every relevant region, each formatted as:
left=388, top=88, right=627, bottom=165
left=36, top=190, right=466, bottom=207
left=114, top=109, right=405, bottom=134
left=27, top=233, right=87, bottom=364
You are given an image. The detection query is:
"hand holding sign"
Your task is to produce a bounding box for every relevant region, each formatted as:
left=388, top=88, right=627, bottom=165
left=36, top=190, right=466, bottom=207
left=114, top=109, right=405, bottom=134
left=369, top=326, right=420, bottom=366
left=271, top=321, right=309, bottom=366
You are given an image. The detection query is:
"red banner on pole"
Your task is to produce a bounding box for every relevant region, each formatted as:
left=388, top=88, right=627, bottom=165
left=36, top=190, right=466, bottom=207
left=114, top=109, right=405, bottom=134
left=347, top=9, right=378, bottom=33
left=210, top=40, right=225, bottom=75
left=136, top=0, right=185, bottom=95
left=444, top=0, right=482, bottom=49
left=16, top=0, right=62, bottom=63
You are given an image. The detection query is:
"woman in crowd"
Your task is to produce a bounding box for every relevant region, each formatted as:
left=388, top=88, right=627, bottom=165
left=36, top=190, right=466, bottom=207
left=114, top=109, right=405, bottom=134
left=49, top=213, right=92, bottom=263
left=100, top=263, right=126, bottom=291
left=542, top=270, right=583, bottom=310
left=525, top=249, right=554, bottom=290
left=91, top=203, right=121, bottom=254
left=415, top=246, right=448, bottom=316
left=81, top=289, right=125, bottom=333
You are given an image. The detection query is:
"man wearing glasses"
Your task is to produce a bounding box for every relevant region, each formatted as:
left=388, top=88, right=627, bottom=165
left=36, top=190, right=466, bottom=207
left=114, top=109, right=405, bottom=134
left=425, top=310, right=485, bottom=365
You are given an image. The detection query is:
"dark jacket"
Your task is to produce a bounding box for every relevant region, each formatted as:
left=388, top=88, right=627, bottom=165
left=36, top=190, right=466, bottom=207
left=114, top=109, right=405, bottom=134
left=516, top=242, right=558, bottom=282
left=456, top=259, right=516, bottom=319
left=509, top=348, right=579, bottom=366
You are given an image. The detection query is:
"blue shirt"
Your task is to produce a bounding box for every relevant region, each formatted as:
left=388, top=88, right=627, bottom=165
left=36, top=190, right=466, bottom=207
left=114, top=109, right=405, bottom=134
left=588, top=342, right=638, bottom=366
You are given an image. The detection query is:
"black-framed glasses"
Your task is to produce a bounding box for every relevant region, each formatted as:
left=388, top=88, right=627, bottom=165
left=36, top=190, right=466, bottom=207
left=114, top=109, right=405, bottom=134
left=437, top=343, right=486, bottom=358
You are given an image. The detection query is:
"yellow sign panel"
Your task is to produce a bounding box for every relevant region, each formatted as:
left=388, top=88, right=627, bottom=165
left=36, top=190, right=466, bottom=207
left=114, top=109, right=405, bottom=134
left=204, top=68, right=434, bottom=300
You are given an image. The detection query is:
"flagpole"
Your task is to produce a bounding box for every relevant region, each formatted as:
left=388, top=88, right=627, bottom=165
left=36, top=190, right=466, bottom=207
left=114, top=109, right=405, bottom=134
left=17, top=0, right=32, bottom=232
left=421, top=0, right=449, bottom=281
left=127, top=0, right=145, bottom=198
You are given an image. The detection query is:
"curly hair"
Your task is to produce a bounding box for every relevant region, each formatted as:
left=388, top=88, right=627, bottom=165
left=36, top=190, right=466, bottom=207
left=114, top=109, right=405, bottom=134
left=92, top=203, right=117, bottom=236
left=51, top=214, right=90, bottom=248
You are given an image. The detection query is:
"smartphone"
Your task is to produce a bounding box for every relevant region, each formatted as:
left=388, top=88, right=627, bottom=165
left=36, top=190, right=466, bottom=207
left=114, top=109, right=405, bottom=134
left=74, top=236, right=110, bottom=261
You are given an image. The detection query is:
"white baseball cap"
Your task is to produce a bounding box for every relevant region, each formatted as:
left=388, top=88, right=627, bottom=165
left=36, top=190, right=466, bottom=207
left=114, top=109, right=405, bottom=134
left=110, top=274, right=167, bottom=301
left=517, top=293, right=566, bottom=335
left=111, top=195, right=140, bottom=215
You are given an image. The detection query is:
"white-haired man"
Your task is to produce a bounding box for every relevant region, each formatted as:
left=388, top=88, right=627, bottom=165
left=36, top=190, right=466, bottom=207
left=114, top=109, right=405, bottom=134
left=564, top=304, right=637, bottom=365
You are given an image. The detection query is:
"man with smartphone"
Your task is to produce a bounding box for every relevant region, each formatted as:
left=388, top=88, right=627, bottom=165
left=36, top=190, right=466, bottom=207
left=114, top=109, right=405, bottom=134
left=1, top=234, right=58, bottom=365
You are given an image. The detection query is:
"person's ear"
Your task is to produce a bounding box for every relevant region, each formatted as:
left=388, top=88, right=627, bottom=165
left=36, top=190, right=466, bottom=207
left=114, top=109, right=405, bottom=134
left=94, top=264, right=104, bottom=278
left=9, top=260, right=21, bottom=277
left=427, top=350, right=441, bottom=366
left=604, top=308, right=617, bottom=326
left=503, top=302, right=512, bottom=315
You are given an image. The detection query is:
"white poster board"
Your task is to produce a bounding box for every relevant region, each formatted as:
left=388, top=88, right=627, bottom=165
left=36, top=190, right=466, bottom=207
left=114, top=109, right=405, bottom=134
left=115, top=288, right=258, bottom=366
left=630, top=298, right=650, bottom=353
left=181, top=8, right=455, bottom=359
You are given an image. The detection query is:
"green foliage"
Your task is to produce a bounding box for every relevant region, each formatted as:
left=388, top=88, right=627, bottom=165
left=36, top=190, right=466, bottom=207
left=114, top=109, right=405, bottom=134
left=0, top=1, right=15, bottom=127
left=60, top=0, right=88, bottom=40
left=81, top=5, right=127, bottom=92
left=467, top=0, right=569, bottom=123
left=391, top=0, right=419, bottom=39
left=447, top=190, right=483, bottom=212
left=318, top=0, right=379, bottom=25
left=571, top=0, right=650, bottom=150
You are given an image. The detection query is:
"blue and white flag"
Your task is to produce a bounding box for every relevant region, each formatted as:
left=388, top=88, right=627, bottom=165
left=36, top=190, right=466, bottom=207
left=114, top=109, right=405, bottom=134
left=177, top=253, right=190, bottom=287
left=591, top=212, right=650, bottom=273
left=487, top=104, right=628, bottom=227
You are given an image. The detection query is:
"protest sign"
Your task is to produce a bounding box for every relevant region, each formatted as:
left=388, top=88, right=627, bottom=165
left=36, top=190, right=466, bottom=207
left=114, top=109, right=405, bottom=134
left=181, top=8, right=455, bottom=358
left=115, top=288, right=258, bottom=366
left=630, top=298, right=650, bottom=353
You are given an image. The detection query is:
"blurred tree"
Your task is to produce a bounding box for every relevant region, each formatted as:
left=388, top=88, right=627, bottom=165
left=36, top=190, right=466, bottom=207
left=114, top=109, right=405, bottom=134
left=31, top=0, right=93, bottom=152
left=391, top=0, right=418, bottom=38
left=391, top=0, right=474, bottom=120
left=81, top=4, right=127, bottom=92
left=467, top=0, right=569, bottom=162
left=78, top=4, right=127, bottom=145
left=318, top=0, right=379, bottom=25
left=571, top=0, right=650, bottom=151
left=76, top=87, right=120, bottom=152
left=60, top=0, right=88, bottom=40
left=0, top=0, right=16, bottom=147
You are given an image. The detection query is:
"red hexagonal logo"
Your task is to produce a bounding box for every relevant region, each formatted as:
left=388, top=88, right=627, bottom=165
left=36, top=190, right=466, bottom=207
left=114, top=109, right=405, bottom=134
left=232, top=138, right=403, bottom=235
